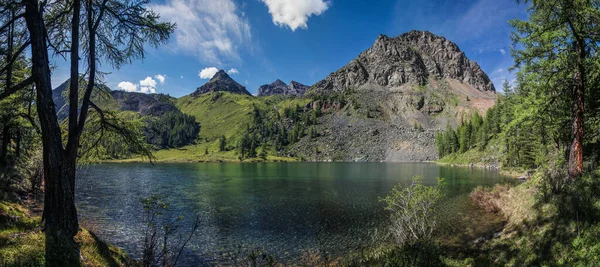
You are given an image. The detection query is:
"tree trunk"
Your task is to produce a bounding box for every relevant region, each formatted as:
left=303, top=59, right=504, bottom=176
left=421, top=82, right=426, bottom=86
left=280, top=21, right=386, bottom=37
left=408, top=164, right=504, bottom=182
left=568, top=71, right=585, bottom=178
left=0, top=124, right=9, bottom=167
left=1, top=5, right=14, bottom=168
left=15, top=129, right=20, bottom=159
left=568, top=33, right=587, bottom=179
left=23, top=1, right=80, bottom=266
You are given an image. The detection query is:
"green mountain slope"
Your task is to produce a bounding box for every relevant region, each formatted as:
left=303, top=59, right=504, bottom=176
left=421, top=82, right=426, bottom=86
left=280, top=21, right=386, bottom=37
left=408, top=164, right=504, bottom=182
left=142, top=92, right=310, bottom=162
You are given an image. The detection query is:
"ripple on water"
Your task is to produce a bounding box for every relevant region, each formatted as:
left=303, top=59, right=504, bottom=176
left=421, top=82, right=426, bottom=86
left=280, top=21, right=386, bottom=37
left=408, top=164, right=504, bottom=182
left=76, top=162, right=513, bottom=265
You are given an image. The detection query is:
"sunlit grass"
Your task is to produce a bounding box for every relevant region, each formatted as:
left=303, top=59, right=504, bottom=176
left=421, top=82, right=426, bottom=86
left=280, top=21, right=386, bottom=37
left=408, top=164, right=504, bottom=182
left=0, top=201, right=136, bottom=267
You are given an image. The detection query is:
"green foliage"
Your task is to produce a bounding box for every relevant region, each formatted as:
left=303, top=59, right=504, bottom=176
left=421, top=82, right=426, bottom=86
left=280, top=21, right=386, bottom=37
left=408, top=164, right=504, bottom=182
left=380, top=176, right=446, bottom=246
left=218, top=135, right=226, bottom=152
left=140, top=195, right=200, bottom=267
left=344, top=242, right=444, bottom=267
left=472, top=166, right=600, bottom=266
left=78, top=110, right=154, bottom=162
left=435, top=82, right=553, bottom=169
left=234, top=98, right=319, bottom=160
left=145, top=111, right=200, bottom=149
left=0, top=202, right=135, bottom=267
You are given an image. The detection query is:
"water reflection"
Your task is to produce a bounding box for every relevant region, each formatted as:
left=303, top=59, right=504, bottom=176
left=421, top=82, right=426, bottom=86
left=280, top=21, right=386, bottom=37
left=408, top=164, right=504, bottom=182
left=76, top=162, right=511, bottom=265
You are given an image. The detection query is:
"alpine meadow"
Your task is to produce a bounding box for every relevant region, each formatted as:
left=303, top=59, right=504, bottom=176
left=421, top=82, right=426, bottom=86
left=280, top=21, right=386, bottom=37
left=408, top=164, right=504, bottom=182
left=1, top=0, right=600, bottom=266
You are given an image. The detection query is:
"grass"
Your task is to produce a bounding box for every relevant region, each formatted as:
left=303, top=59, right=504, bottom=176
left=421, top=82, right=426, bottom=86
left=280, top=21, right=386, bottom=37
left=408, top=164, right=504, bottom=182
left=0, top=201, right=136, bottom=267
left=113, top=147, right=297, bottom=163
left=460, top=168, right=600, bottom=266
left=436, top=137, right=531, bottom=178
left=108, top=92, right=311, bottom=163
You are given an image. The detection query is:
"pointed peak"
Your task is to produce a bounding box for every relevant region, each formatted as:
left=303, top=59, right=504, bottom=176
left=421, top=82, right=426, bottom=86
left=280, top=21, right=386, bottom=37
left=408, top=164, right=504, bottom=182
left=272, top=79, right=286, bottom=86
left=211, top=69, right=230, bottom=80
left=193, top=70, right=251, bottom=96
left=289, top=80, right=307, bottom=87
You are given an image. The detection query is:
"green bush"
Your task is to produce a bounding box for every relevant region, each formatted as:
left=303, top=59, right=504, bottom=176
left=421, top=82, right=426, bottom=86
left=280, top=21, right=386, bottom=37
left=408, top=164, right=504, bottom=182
left=380, top=176, right=445, bottom=246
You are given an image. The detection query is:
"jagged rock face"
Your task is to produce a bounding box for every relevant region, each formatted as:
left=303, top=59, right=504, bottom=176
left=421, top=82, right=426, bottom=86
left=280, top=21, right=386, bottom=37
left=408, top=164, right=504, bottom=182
left=313, top=30, right=495, bottom=93
left=257, top=80, right=309, bottom=96
left=52, top=80, right=69, bottom=115
left=52, top=79, right=178, bottom=118
left=192, top=70, right=251, bottom=96
left=52, top=79, right=113, bottom=119
left=110, top=91, right=178, bottom=117
left=257, top=79, right=289, bottom=96
left=288, top=81, right=309, bottom=95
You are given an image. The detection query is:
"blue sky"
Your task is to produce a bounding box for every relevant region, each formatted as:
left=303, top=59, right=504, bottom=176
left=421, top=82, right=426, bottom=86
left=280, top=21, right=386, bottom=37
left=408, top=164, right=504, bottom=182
left=50, top=0, right=527, bottom=97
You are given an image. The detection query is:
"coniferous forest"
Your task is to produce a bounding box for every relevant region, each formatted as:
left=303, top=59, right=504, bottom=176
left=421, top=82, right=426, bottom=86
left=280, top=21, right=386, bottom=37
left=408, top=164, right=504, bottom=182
left=1, top=0, right=600, bottom=266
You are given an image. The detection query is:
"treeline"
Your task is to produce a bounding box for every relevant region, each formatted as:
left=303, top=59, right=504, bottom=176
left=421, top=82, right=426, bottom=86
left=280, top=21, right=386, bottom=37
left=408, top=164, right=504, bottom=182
left=236, top=103, right=320, bottom=160
left=436, top=76, right=599, bottom=170
left=145, top=111, right=200, bottom=149
left=435, top=91, right=504, bottom=158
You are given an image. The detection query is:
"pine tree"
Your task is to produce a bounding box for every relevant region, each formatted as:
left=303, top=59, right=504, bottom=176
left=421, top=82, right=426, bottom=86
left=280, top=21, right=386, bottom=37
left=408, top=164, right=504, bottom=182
left=219, top=135, right=227, bottom=152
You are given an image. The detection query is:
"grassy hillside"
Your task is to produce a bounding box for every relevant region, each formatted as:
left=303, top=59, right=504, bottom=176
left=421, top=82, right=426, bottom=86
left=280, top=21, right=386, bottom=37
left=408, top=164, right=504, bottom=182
left=123, top=92, right=311, bottom=162
left=176, top=92, right=264, bottom=140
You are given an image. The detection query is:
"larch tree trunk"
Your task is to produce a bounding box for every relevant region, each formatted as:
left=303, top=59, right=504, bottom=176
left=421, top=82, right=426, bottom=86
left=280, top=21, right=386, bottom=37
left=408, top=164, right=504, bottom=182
left=15, top=128, right=20, bottom=159
left=567, top=22, right=586, bottom=179
left=0, top=124, right=9, bottom=167
left=1, top=5, right=14, bottom=168
left=568, top=71, right=585, bottom=178
left=23, top=1, right=80, bottom=266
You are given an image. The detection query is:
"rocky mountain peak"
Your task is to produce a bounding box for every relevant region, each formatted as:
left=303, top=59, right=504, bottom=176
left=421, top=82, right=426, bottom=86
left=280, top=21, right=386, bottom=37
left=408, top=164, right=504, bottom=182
left=212, top=69, right=230, bottom=80
left=257, top=79, right=310, bottom=97
left=313, top=30, right=495, bottom=93
left=192, top=69, right=251, bottom=96
left=273, top=79, right=287, bottom=87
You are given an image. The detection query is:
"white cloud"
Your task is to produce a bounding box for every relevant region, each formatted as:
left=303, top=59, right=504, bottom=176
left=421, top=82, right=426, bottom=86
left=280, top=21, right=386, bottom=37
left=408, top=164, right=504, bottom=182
left=199, top=67, right=219, bottom=79
left=149, top=0, right=252, bottom=64
left=140, top=76, right=158, bottom=93
left=495, top=68, right=504, bottom=73
left=180, top=76, right=184, bottom=79
left=117, top=76, right=163, bottom=94
left=117, top=81, right=138, bottom=92
left=155, top=74, right=166, bottom=84
left=500, top=49, right=506, bottom=55
left=140, top=86, right=157, bottom=94
left=260, top=0, right=329, bottom=31
left=227, top=68, right=239, bottom=75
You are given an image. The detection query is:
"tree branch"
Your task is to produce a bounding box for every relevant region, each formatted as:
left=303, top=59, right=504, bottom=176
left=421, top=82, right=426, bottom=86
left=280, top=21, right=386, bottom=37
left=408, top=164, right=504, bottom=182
left=0, top=76, right=33, bottom=100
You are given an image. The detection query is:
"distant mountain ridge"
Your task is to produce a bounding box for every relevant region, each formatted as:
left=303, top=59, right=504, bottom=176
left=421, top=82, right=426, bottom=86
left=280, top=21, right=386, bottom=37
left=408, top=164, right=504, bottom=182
left=52, top=80, right=179, bottom=118
left=257, top=80, right=309, bottom=96
left=313, top=30, right=495, bottom=93
left=110, top=91, right=178, bottom=117
left=192, top=70, right=251, bottom=96
left=50, top=30, right=499, bottom=163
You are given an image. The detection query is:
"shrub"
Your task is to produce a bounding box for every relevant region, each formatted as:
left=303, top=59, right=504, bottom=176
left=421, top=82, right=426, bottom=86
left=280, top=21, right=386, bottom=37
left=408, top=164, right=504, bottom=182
left=380, top=176, right=445, bottom=246
left=140, top=195, right=200, bottom=267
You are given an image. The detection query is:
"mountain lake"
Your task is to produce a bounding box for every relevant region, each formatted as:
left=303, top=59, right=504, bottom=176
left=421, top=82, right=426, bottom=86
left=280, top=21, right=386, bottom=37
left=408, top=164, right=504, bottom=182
left=76, top=162, right=513, bottom=265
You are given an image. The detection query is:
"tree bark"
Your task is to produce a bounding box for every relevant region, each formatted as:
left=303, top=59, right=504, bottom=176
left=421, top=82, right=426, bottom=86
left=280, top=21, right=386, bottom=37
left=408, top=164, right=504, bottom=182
left=1, top=4, right=14, bottom=168
left=15, top=128, right=20, bottom=159
left=568, top=71, right=585, bottom=178
left=567, top=25, right=587, bottom=179
left=23, top=1, right=80, bottom=266
left=0, top=124, right=9, bottom=167
left=66, top=0, right=81, bottom=157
